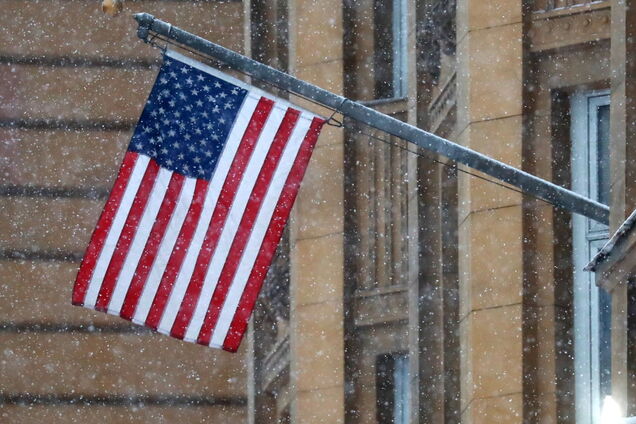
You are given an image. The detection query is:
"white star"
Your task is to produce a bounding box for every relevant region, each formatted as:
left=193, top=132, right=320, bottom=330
left=166, top=159, right=173, bottom=166
left=135, top=143, right=143, bottom=149
left=207, top=95, right=216, bottom=103
left=219, top=118, right=226, bottom=124
left=193, top=156, right=201, bottom=163
left=203, top=85, right=210, bottom=92
left=183, top=164, right=189, bottom=172
left=219, top=92, right=227, bottom=98
left=178, top=153, right=185, bottom=160
left=195, top=128, right=202, bottom=135
left=212, top=106, right=220, bottom=113
left=204, top=150, right=212, bottom=157
left=214, top=81, right=221, bottom=88
left=179, top=92, right=187, bottom=100
left=191, top=89, right=199, bottom=96
left=202, top=112, right=209, bottom=119
left=224, top=102, right=233, bottom=109
left=169, top=100, right=176, bottom=107
left=175, top=83, right=182, bottom=89
left=161, top=148, right=168, bottom=154
left=173, top=142, right=181, bottom=148
left=180, top=67, right=189, bottom=74
left=159, top=77, right=168, bottom=85
left=184, top=134, right=191, bottom=140
left=197, top=74, right=205, bottom=81
left=158, top=107, right=165, bottom=114
left=211, top=134, right=220, bottom=141
left=196, top=100, right=203, bottom=107
left=168, top=130, right=176, bottom=137
left=186, top=77, right=193, bottom=85
left=169, top=71, right=177, bottom=78
left=231, top=87, right=239, bottom=95
left=188, top=145, right=196, bottom=152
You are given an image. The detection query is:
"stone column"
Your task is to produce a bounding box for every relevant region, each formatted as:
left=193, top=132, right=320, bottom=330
left=287, top=0, right=346, bottom=422
left=455, top=1, right=525, bottom=422
left=609, top=0, right=636, bottom=414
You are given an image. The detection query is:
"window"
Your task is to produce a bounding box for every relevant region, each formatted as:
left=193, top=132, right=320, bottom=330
left=570, top=91, right=611, bottom=424
left=376, top=353, right=410, bottom=424
left=373, top=0, right=408, bottom=99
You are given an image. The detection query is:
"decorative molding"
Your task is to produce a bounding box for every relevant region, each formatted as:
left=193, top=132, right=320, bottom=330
left=0, top=118, right=135, bottom=131
left=427, top=72, right=456, bottom=134
left=529, top=2, right=610, bottom=52
left=0, top=185, right=109, bottom=200
left=0, top=322, right=149, bottom=334
left=0, top=54, right=158, bottom=69
left=260, top=333, right=289, bottom=393
left=532, top=0, right=609, bottom=15
left=0, top=248, right=83, bottom=262
left=0, top=393, right=246, bottom=407
left=353, top=285, right=409, bottom=327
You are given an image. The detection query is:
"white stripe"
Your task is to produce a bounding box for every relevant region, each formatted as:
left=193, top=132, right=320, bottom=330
left=184, top=103, right=288, bottom=342
left=84, top=155, right=150, bottom=309
left=210, top=116, right=313, bottom=347
left=132, top=177, right=197, bottom=324
left=154, top=95, right=260, bottom=335
left=106, top=167, right=172, bottom=315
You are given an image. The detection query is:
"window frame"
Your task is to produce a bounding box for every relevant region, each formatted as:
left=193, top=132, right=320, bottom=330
left=570, top=90, right=611, bottom=424
left=373, top=0, right=408, bottom=100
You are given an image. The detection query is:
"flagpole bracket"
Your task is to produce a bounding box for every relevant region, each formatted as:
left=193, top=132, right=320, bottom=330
left=134, top=13, right=153, bottom=42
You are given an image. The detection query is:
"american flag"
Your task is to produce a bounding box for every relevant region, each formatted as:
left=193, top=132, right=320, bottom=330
left=72, top=50, right=325, bottom=352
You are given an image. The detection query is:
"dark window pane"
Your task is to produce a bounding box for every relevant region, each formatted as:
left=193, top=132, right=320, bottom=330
left=597, top=104, right=610, bottom=205
left=374, top=0, right=395, bottom=99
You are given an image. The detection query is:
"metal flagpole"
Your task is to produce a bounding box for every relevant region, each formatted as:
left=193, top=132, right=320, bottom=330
left=133, top=12, right=610, bottom=225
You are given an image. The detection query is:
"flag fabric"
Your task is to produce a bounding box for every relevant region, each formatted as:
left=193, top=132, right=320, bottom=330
left=72, top=49, right=325, bottom=352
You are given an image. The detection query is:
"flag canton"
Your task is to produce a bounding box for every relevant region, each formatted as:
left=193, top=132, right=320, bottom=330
left=129, top=57, right=248, bottom=180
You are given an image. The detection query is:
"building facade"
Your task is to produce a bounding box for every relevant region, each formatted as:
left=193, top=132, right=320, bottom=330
left=245, top=0, right=635, bottom=423
left=0, top=1, right=248, bottom=422
left=2, top=0, right=634, bottom=423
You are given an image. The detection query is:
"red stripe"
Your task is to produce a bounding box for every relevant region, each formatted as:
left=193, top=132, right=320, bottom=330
left=191, top=109, right=300, bottom=345
left=144, top=178, right=209, bottom=330
left=168, top=97, right=274, bottom=340
left=222, top=117, right=325, bottom=352
left=119, top=172, right=185, bottom=321
left=72, top=151, right=139, bottom=306
left=94, top=159, right=159, bottom=312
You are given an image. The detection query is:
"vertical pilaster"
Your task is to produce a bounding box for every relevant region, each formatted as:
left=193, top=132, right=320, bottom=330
left=456, top=1, right=525, bottom=422
left=610, top=0, right=636, bottom=414
left=287, top=0, right=346, bottom=422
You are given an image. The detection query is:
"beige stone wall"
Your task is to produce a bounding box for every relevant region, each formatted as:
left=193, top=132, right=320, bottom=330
left=0, top=2, right=247, bottom=421
left=610, top=0, right=636, bottom=414
left=455, top=1, right=525, bottom=422
left=287, top=0, right=346, bottom=422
